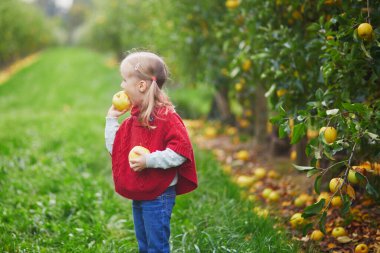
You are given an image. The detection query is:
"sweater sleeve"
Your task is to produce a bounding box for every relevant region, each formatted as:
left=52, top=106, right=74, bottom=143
left=145, top=148, right=187, bottom=169
left=105, top=117, right=119, bottom=154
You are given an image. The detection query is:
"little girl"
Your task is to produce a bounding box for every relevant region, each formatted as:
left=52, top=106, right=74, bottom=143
left=104, top=51, right=198, bottom=252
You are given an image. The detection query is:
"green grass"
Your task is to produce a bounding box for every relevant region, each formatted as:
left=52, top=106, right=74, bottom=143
left=0, top=47, right=300, bottom=252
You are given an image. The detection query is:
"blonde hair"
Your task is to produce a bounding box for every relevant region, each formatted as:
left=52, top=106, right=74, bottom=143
left=120, top=51, right=175, bottom=128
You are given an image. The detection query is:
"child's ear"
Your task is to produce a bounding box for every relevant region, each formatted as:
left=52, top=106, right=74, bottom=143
left=137, top=81, right=147, bottom=93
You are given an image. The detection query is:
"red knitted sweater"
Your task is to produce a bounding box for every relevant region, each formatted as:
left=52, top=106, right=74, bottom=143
left=111, top=106, right=198, bottom=200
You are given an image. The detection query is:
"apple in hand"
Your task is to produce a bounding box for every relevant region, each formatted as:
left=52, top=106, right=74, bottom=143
left=128, top=146, right=150, bottom=161
left=112, top=91, right=131, bottom=111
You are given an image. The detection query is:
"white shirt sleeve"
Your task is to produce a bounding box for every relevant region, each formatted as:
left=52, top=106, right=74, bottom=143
left=145, top=148, right=187, bottom=169
left=105, top=117, right=119, bottom=154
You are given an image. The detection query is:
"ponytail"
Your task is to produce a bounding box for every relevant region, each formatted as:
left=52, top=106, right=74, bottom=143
left=121, top=52, right=175, bottom=129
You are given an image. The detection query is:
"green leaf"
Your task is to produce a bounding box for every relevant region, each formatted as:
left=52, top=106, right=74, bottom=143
left=319, top=211, right=327, bottom=234
left=291, top=123, right=306, bottom=144
left=342, top=103, right=368, bottom=116
left=303, top=199, right=325, bottom=218
left=354, top=172, right=366, bottom=184
left=307, top=169, right=320, bottom=178
left=302, top=223, right=314, bottom=236
left=315, top=88, right=323, bottom=100
left=366, top=182, right=380, bottom=199
left=279, top=122, right=289, bottom=138
left=360, top=41, right=373, bottom=59
left=323, top=149, right=335, bottom=161
left=270, top=115, right=283, bottom=125
left=314, top=175, right=322, bottom=194
left=341, top=194, right=351, bottom=215
left=293, top=164, right=315, bottom=171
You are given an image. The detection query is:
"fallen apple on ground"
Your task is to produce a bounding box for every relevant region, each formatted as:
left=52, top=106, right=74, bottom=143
left=331, top=227, right=347, bottom=238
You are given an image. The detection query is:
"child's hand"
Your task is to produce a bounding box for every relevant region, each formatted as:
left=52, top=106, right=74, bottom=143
left=129, top=151, right=147, bottom=172
left=107, top=105, right=128, bottom=118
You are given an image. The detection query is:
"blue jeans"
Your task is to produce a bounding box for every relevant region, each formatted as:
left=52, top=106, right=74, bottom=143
left=132, top=186, right=176, bottom=253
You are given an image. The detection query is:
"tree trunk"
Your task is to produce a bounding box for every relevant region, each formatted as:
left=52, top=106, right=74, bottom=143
left=254, top=84, right=269, bottom=152
left=295, top=136, right=309, bottom=166
left=208, top=84, right=234, bottom=124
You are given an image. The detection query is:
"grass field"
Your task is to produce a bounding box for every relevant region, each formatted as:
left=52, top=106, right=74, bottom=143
left=0, top=47, right=300, bottom=252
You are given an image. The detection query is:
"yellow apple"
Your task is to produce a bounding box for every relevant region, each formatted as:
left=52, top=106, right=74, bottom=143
left=354, top=243, right=369, bottom=253
left=268, top=191, right=280, bottom=202
left=294, top=196, right=307, bottom=207
left=236, top=175, right=256, bottom=188
left=254, top=168, right=266, bottom=179
left=290, top=213, right=304, bottom=228
left=128, top=146, right=150, bottom=161
left=357, top=23, right=373, bottom=41
left=310, top=230, right=324, bottom=241
left=331, top=227, right=347, bottom=238
left=329, top=178, right=345, bottom=193
left=348, top=169, right=359, bottom=184
left=112, top=91, right=131, bottom=111
left=204, top=126, right=217, bottom=139
left=262, top=188, right=273, bottom=199
left=235, top=150, right=250, bottom=161
left=317, top=192, right=330, bottom=202
left=324, top=127, right=337, bottom=144
left=268, top=170, right=280, bottom=179
left=331, top=196, right=342, bottom=207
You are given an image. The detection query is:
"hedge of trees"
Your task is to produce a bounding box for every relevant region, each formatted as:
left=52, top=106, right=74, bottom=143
left=0, top=0, right=55, bottom=68
left=84, top=0, right=380, bottom=220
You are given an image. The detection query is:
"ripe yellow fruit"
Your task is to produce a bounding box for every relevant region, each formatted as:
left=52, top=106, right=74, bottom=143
left=310, top=230, right=324, bottom=241
left=324, top=127, right=337, bottom=144
left=235, top=82, right=243, bottom=92
left=254, top=168, right=266, bottom=179
left=348, top=169, right=359, bottom=184
left=236, top=150, right=250, bottom=161
left=319, top=127, right=327, bottom=135
left=290, top=150, right=297, bottom=161
left=329, top=178, right=345, bottom=193
left=268, top=170, right=280, bottom=179
left=236, top=175, right=256, bottom=188
left=226, top=126, right=238, bottom=135
left=294, top=194, right=310, bottom=207
left=326, top=35, right=334, bottom=41
left=242, top=59, right=252, bottom=71
left=331, top=196, right=343, bottom=207
left=354, top=243, right=369, bottom=253
left=292, top=10, right=302, bottom=20
left=276, top=88, right=288, bottom=97
left=112, top=91, right=131, bottom=111
left=225, top=0, right=239, bottom=9
left=331, top=227, right=347, bottom=238
left=268, top=191, right=280, bottom=202
left=290, top=213, right=304, bottom=228
left=262, top=188, right=273, bottom=199
left=307, top=129, right=319, bottom=139
left=346, top=184, right=356, bottom=199
left=204, top=126, right=217, bottom=138
left=357, top=23, right=373, bottom=41
left=128, top=146, right=150, bottom=160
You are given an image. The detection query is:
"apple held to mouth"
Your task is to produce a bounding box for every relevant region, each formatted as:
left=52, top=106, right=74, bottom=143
left=112, top=91, right=131, bottom=111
